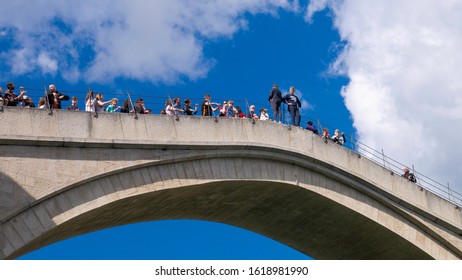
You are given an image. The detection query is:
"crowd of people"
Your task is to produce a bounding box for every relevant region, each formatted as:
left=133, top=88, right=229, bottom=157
left=0, top=81, right=418, bottom=183
left=1, top=82, right=350, bottom=144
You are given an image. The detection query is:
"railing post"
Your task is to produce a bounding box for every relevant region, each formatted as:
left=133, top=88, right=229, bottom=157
left=412, top=164, right=417, bottom=181
left=350, top=133, right=355, bottom=151
left=127, top=90, right=138, bottom=120
left=317, top=118, right=323, bottom=135
left=448, top=182, right=453, bottom=204
left=44, top=83, right=53, bottom=116
left=381, top=149, right=386, bottom=167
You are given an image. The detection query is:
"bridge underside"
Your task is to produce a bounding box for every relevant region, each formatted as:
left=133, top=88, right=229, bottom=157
left=12, top=181, right=432, bottom=260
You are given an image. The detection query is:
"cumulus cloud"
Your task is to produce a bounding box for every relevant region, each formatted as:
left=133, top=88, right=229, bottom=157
left=307, top=0, right=462, bottom=195
left=37, top=52, right=58, bottom=75
left=0, top=0, right=298, bottom=83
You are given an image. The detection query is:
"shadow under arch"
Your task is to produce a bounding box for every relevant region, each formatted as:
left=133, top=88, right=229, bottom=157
left=10, top=180, right=432, bottom=260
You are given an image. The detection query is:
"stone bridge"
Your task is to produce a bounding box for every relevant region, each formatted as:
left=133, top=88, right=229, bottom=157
left=0, top=107, right=461, bottom=259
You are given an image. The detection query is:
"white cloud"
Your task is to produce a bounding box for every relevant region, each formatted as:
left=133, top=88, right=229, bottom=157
left=37, top=52, right=58, bottom=75
left=9, top=48, right=32, bottom=75
left=0, top=0, right=297, bottom=83
left=294, top=88, right=314, bottom=113
left=307, top=0, right=462, bottom=195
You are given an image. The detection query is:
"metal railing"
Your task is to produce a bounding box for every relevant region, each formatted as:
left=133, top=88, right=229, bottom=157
left=351, top=139, right=462, bottom=208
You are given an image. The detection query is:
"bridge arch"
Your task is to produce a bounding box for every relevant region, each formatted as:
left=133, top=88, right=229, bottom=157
left=1, top=108, right=461, bottom=259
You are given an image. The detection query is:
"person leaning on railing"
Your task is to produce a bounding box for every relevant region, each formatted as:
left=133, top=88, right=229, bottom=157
left=331, top=129, right=346, bottom=146
left=402, top=167, right=417, bottom=183
left=120, top=99, right=130, bottom=113
left=305, top=121, right=319, bottom=135
left=134, top=98, right=150, bottom=114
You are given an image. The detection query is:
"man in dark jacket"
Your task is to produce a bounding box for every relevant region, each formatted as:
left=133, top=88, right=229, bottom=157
left=282, top=86, right=302, bottom=126
left=47, top=84, right=69, bottom=109
left=268, top=84, right=282, bottom=123
left=402, top=167, right=417, bottom=183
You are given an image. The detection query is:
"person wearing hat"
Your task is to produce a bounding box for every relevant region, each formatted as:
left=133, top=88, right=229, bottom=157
left=331, top=129, right=346, bottom=145
left=259, top=108, right=269, bottom=121
left=247, top=105, right=259, bottom=119
left=21, top=94, right=36, bottom=108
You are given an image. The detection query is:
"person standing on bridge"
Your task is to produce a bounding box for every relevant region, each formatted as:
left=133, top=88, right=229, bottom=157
left=85, top=90, right=95, bottom=112
left=225, top=100, right=238, bottom=118
left=183, top=98, right=198, bottom=115
left=93, top=93, right=112, bottom=112
left=321, top=128, right=330, bottom=143
left=47, top=84, right=69, bottom=109
left=67, top=96, right=80, bottom=111
left=201, top=93, right=219, bottom=116
left=331, top=129, right=346, bottom=145
left=260, top=108, right=269, bottom=120
left=106, top=98, right=121, bottom=113
left=120, top=99, right=130, bottom=113
left=3, top=82, right=25, bottom=106
left=282, top=86, right=302, bottom=126
left=172, top=97, right=185, bottom=115
left=268, top=84, right=282, bottom=123
left=247, top=105, right=259, bottom=119
left=402, top=167, right=417, bottom=183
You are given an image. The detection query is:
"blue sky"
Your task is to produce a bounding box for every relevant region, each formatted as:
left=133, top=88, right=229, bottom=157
left=2, top=0, right=461, bottom=259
